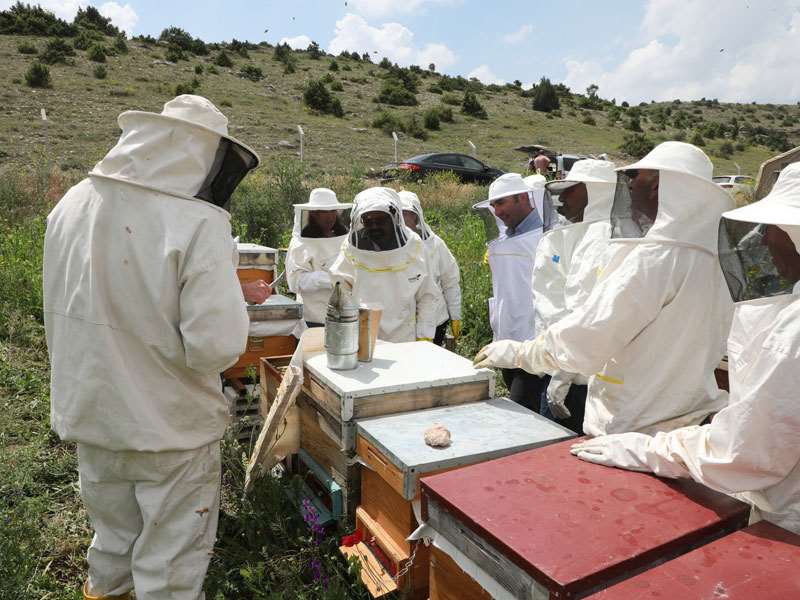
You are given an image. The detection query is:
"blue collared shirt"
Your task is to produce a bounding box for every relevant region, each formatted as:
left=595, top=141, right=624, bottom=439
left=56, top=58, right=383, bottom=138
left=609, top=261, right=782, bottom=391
left=506, top=208, right=542, bottom=237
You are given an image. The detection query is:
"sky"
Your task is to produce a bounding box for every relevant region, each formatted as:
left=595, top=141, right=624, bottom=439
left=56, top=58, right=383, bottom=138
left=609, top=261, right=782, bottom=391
left=4, top=0, right=800, bottom=104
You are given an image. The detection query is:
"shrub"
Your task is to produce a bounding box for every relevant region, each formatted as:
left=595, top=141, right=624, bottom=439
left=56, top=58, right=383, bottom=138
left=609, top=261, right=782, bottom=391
left=404, top=113, right=427, bottom=140
left=87, top=43, right=107, bottom=63
left=303, top=79, right=344, bottom=117
left=113, top=34, right=128, bottom=54
left=220, top=99, right=232, bottom=107
left=25, top=62, right=51, bottom=88
left=424, top=109, right=440, bottom=130
left=41, top=38, right=75, bottom=65
left=582, top=113, right=596, bottom=126
left=626, top=116, right=642, bottom=132
left=329, top=59, right=339, bottom=71
left=175, top=77, right=200, bottom=96
left=531, top=77, right=560, bottom=112
left=93, top=64, right=107, bottom=79
left=371, top=110, right=404, bottom=136
left=619, top=133, right=654, bottom=158
left=194, top=64, right=203, bottom=74
left=376, top=80, right=418, bottom=106
left=717, top=141, right=734, bottom=159
left=164, top=44, right=185, bottom=62
left=73, top=29, right=99, bottom=50
left=330, top=79, right=344, bottom=92
left=690, top=131, right=706, bottom=146
left=239, top=64, right=263, bottom=82
left=229, top=38, right=250, bottom=58
left=437, top=106, right=454, bottom=122
left=428, top=84, right=443, bottom=94
left=17, top=41, right=37, bottom=54
left=442, top=93, right=460, bottom=106
left=159, top=26, right=194, bottom=51
left=307, top=41, right=323, bottom=59
left=207, top=65, right=219, bottom=75
left=461, top=90, right=487, bottom=119
left=0, top=2, right=76, bottom=36
left=109, top=87, right=134, bottom=97
left=214, top=50, right=233, bottom=67
left=74, top=5, right=119, bottom=36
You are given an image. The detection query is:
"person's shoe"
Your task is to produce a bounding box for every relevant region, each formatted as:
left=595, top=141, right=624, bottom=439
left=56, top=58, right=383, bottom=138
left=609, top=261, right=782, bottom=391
left=83, top=580, right=132, bottom=600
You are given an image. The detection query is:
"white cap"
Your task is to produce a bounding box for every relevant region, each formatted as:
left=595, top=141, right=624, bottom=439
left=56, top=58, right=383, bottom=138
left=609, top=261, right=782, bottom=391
left=546, top=159, right=617, bottom=193
left=486, top=173, right=531, bottom=203
left=294, top=187, right=352, bottom=210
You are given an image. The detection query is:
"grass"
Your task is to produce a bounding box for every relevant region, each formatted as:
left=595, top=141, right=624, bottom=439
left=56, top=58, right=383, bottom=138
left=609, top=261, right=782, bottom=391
left=1, top=34, right=795, bottom=180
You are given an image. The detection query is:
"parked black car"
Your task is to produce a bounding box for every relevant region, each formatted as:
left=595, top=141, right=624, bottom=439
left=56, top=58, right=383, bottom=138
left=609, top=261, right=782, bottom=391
left=382, top=153, right=504, bottom=184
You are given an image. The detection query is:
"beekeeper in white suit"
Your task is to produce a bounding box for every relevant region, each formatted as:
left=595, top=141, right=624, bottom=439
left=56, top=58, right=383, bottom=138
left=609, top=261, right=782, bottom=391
left=43, top=95, right=259, bottom=600
left=476, top=142, right=734, bottom=436
left=474, top=173, right=554, bottom=411
left=533, top=159, right=617, bottom=433
left=329, top=187, right=438, bottom=342
left=286, top=188, right=352, bottom=326
left=571, top=163, right=800, bottom=535
left=398, top=190, right=462, bottom=345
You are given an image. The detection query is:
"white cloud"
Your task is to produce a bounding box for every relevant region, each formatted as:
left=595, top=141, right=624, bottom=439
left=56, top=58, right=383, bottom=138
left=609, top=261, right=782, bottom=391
left=501, top=24, right=533, bottom=45
left=0, top=1, right=138, bottom=34
left=328, top=13, right=457, bottom=69
left=416, top=42, right=456, bottom=70
left=468, top=65, right=504, bottom=85
left=279, top=34, right=313, bottom=50
left=99, top=2, right=137, bottom=36
left=346, top=0, right=459, bottom=19
left=563, top=0, right=800, bottom=103
left=0, top=0, right=85, bottom=20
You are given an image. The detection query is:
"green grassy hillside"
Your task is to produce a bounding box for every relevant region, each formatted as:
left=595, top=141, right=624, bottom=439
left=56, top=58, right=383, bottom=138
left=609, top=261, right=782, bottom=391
left=1, top=32, right=798, bottom=179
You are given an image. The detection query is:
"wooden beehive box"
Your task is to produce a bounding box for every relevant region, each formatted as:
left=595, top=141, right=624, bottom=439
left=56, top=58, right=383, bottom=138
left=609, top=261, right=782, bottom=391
left=299, top=342, right=495, bottom=519
left=224, top=296, right=302, bottom=380
left=302, top=341, right=495, bottom=425
left=236, top=242, right=276, bottom=284
left=586, top=521, right=800, bottom=599
left=348, top=399, right=574, bottom=599
left=421, top=438, right=750, bottom=600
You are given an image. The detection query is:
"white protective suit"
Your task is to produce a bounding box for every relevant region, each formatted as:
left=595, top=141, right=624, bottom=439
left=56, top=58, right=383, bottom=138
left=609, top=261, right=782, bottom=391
left=329, top=187, right=438, bottom=342
left=43, top=95, right=258, bottom=599
left=474, top=173, right=548, bottom=342
left=398, top=191, right=462, bottom=327
left=533, top=160, right=617, bottom=416
left=572, top=163, right=800, bottom=534
left=285, top=188, right=352, bottom=324
left=476, top=142, right=734, bottom=436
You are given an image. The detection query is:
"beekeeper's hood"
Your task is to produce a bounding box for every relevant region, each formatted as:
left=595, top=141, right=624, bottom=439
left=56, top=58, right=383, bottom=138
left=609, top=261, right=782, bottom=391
left=718, top=162, right=800, bottom=301
left=292, top=187, right=352, bottom=239
left=349, top=187, right=409, bottom=250
left=398, top=190, right=431, bottom=240
left=610, top=141, right=733, bottom=252
left=90, top=95, right=260, bottom=213
left=343, top=186, right=424, bottom=271
left=546, top=159, right=617, bottom=223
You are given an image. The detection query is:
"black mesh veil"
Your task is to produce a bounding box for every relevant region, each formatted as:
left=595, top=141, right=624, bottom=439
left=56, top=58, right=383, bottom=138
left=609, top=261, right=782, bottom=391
left=195, top=138, right=259, bottom=211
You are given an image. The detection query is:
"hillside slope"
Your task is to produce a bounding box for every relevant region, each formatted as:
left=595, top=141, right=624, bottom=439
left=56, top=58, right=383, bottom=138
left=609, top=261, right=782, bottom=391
left=1, top=32, right=797, bottom=178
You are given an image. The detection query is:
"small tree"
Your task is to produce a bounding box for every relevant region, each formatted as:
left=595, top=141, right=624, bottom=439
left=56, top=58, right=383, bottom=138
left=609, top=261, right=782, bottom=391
left=329, top=59, right=339, bottom=71
left=113, top=34, right=128, bottom=54
left=239, top=65, right=263, bottom=82
left=17, top=41, right=37, bottom=54
left=532, top=77, right=560, bottom=112
left=87, top=43, right=107, bottom=63
left=41, top=38, right=75, bottom=65
left=691, top=131, right=706, bottom=146
left=619, top=133, right=654, bottom=158
left=461, top=90, right=487, bottom=119
left=25, top=62, right=51, bottom=88
left=214, top=50, right=233, bottom=67
left=428, top=63, right=436, bottom=72
left=424, top=109, right=440, bottom=130
left=307, top=41, right=323, bottom=59
left=303, top=79, right=344, bottom=117
left=93, top=64, right=107, bottom=79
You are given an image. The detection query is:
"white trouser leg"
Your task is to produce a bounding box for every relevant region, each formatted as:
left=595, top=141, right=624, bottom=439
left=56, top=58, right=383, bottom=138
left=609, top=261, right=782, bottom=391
left=78, top=442, right=221, bottom=600
left=79, top=444, right=142, bottom=596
